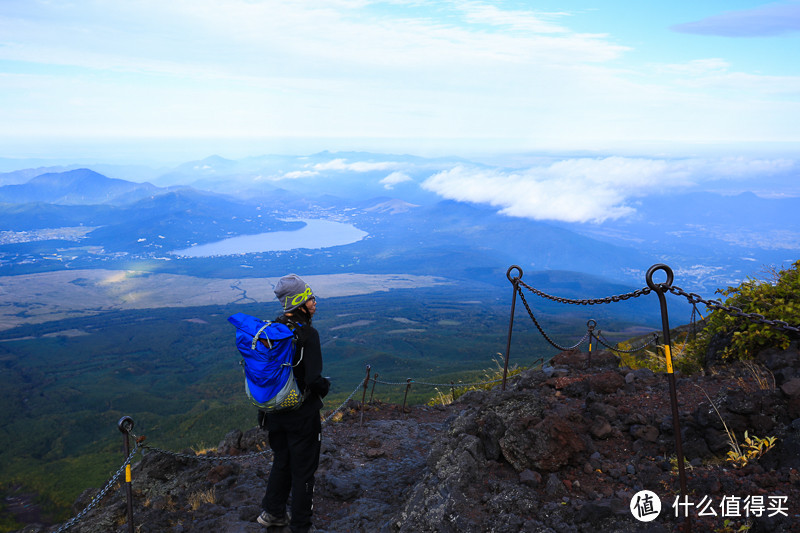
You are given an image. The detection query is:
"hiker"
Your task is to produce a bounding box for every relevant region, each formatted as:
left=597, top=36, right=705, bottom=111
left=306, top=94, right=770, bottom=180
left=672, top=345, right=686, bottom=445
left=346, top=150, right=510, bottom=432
left=258, top=274, right=330, bottom=533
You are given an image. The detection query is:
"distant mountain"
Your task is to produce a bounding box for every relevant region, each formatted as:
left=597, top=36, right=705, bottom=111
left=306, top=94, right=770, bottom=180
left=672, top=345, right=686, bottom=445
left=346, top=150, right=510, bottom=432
left=0, top=168, right=160, bottom=205
left=349, top=199, right=656, bottom=286
left=83, top=189, right=304, bottom=251
left=150, top=151, right=464, bottom=205
left=0, top=202, right=115, bottom=231
left=1, top=152, right=796, bottom=295
left=556, top=191, right=800, bottom=290
left=0, top=165, right=79, bottom=186
left=363, top=198, right=419, bottom=214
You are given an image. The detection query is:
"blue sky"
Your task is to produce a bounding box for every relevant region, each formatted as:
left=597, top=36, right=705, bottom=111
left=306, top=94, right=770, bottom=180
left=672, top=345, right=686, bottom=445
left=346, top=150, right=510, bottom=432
left=0, top=0, right=799, bottom=164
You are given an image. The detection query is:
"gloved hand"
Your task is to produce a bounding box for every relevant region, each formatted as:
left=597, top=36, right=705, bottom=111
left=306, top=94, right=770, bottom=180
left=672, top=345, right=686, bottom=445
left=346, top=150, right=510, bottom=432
left=310, top=376, right=331, bottom=398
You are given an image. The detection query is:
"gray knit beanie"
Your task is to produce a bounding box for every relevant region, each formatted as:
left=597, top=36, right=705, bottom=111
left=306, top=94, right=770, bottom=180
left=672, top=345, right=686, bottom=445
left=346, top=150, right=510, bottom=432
left=274, top=274, right=314, bottom=312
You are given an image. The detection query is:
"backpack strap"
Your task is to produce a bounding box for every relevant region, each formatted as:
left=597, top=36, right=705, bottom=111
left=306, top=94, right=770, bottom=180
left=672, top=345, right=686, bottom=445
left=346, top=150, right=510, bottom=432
left=292, top=347, right=304, bottom=368
left=252, top=321, right=272, bottom=350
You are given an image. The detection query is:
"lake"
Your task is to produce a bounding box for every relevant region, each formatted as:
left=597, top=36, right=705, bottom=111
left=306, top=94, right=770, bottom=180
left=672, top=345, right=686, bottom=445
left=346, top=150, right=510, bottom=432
left=170, top=219, right=368, bottom=257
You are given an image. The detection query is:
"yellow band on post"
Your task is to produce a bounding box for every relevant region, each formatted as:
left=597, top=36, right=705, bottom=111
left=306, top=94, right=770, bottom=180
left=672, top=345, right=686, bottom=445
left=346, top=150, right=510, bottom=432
left=664, top=344, right=673, bottom=374
left=125, top=464, right=131, bottom=483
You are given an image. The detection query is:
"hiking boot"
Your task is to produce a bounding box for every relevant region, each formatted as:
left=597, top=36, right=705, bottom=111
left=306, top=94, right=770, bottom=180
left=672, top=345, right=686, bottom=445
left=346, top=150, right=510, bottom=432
left=257, top=511, right=289, bottom=527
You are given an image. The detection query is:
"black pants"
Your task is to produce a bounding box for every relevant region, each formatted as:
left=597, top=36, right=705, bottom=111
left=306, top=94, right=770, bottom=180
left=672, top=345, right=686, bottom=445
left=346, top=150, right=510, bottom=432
left=262, top=408, right=321, bottom=533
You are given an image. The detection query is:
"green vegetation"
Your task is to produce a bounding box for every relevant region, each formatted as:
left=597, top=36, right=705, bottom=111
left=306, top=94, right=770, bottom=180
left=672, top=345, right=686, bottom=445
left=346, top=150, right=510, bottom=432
left=689, top=260, right=800, bottom=363
left=616, top=330, right=702, bottom=375
left=614, top=260, right=799, bottom=375
left=425, top=355, right=534, bottom=406
left=696, top=385, right=777, bottom=471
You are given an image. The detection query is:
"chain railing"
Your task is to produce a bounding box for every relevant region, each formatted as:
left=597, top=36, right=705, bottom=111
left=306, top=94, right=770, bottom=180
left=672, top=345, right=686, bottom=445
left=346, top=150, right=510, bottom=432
left=48, top=262, right=800, bottom=533
left=517, top=278, right=652, bottom=306
left=595, top=331, right=660, bottom=354
left=504, top=262, right=799, bottom=533
left=517, top=287, right=592, bottom=351
left=50, top=366, right=508, bottom=532
left=667, top=285, right=800, bottom=334
left=53, top=440, right=140, bottom=533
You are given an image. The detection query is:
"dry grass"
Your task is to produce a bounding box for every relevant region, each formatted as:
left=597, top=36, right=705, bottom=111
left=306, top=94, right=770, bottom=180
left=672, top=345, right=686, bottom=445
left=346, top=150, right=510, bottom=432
left=742, top=360, right=775, bottom=390
left=190, top=443, right=216, bottom=456
left=188, top=488, right=217, bottom=510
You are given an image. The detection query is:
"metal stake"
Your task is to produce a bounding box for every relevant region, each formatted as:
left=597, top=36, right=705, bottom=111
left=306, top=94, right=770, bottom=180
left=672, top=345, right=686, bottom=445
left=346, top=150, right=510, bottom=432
left=503, top=265, right=523, bottom=390
left=402, top=378, right=413, bottom=414
left=369, top=372, right=379, bottom=404
left=586, top=319, right=597, bottom=368
left=646, top=264, right=691, bottom=533
left=117, top=416, right=135, bottom=533
left=360, top=365, right=371, bottom=427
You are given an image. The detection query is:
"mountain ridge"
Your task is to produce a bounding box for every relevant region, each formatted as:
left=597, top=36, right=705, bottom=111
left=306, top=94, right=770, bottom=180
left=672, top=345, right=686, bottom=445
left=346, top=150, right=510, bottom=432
left=0, top=169, right=160, bottom=205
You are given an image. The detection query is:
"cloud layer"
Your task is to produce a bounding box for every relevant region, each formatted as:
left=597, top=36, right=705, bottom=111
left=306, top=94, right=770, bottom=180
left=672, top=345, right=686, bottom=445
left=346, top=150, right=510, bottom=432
left=1, top=0, right=799, bottom=159
left=421, top=156, right=797, bottom=223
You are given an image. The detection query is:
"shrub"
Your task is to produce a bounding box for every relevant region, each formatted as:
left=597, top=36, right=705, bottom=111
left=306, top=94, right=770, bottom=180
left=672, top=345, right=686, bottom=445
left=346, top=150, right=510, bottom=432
left=689, top=260, right=800, bottom=363
left=617, top=331, right=703, bottom=375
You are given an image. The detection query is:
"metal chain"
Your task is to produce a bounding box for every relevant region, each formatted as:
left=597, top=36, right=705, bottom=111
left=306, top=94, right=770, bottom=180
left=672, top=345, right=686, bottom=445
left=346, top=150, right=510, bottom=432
left=518, top=286, right=591, bottom=351
left=54, top=441, right=140, bottom=533
left=372, top=377, right=508, bottom=388
left=517, top=279, right=652, bottom=306
left=373, top=378, right=413, bottom=386
left=131, top=384, right=364, bottom=463
left=667, top=286, right=800, bottom=334
left=137, top=439, right=273, bottom=462
left=595, top=331, right=659, bottom=353
left=322, top=382, right=363, bottom=424
left=411, top=377, right=505, bottom=387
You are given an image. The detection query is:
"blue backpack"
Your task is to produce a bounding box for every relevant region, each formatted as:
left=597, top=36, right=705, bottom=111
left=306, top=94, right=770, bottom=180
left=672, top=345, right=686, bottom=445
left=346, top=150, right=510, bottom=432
left=228, top=312, right=306, bottom=411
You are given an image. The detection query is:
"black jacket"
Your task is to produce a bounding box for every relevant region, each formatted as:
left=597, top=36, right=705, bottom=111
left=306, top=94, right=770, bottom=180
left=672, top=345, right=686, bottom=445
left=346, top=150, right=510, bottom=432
left=275, top=314, right=330, bottom=416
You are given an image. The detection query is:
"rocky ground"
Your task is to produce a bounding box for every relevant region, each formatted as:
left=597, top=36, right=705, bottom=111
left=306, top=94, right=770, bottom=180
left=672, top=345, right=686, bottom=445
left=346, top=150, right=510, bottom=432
left=18, top=342, right=800, bottom=533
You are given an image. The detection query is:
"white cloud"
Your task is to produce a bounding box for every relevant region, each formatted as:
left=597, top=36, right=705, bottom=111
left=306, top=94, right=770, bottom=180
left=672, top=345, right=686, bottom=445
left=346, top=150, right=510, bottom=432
left=454, top=1, right=571, bottom=34
left=421, top=156, right=797, bottom=223
left=312, top=159, right=403, bottom=172
left=380, top=171, right=413, bottom=189
left=282, top=170, right=320, bottom=179
left=0, top=1, right=798, bottom=155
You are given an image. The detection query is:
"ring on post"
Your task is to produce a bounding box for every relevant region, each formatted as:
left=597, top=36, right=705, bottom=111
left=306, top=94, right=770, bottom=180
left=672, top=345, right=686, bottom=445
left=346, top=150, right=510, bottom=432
left=506, top=265, right=523, bottom=283
left=118, top=416, right=134, bottom=434
left=586, top=319, right=597, bottom=330
left=645, top=263, right=674, bottom=291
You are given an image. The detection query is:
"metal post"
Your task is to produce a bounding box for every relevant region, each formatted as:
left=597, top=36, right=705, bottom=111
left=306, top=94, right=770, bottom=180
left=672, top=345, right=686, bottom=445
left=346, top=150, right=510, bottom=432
left=369, top=372, right=379, bottom=404
left=503, top=265, right=523, bottom=390
left=586, top=319, right=597, bottom=368
left=360, top=365, right=371, bottom=427
left=402, top=379, right=413, bottom=414
left=117, top=416, right=135, bottom=533
left=450, top=380, right=456, bottom=402
left=646, top=264, right=691, bottom=533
